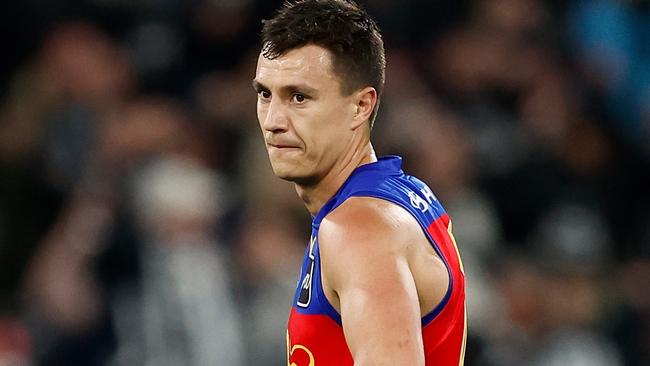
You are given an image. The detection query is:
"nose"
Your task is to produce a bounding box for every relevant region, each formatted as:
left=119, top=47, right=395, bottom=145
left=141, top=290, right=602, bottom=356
left=262, top=98, right=289, bottom=134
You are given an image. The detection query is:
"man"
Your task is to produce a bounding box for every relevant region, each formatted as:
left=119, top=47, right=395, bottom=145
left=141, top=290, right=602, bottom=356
left=252, top=1, right=466, bottom=365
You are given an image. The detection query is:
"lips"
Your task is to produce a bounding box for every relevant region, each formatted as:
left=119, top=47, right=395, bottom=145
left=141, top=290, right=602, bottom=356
left=267, top=142, right=300, bottom=149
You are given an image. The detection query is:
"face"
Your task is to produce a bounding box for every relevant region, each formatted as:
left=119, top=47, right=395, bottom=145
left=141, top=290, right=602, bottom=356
left=253, top=44, right=359, bottom=185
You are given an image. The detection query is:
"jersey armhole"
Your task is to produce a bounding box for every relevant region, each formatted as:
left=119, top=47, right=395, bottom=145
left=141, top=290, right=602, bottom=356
left=314, top=192, right=454, bottom=328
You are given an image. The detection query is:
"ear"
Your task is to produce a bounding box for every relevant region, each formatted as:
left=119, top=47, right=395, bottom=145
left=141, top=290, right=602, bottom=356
left=350, top=87, right=377, bottom=130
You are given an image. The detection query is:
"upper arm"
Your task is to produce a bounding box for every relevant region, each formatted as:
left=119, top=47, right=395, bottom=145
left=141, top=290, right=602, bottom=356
left=319, top=197, right=426, bottom=366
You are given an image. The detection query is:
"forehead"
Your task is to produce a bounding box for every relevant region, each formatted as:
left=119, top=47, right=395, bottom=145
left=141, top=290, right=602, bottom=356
left=255, top=44, right=341, bottom=91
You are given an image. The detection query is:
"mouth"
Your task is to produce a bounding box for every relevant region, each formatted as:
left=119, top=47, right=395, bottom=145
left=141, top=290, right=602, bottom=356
left=267, top=143, right=301, bottom=150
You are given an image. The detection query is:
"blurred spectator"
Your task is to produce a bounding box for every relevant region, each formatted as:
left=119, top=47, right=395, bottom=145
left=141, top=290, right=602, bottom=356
left=568, top=0, right=650, bottom=149
left=108, top=155, right=243, bottom=366
left=19, top=96, right=194, bottom=364
left=483, top=251, right=622, bottom=366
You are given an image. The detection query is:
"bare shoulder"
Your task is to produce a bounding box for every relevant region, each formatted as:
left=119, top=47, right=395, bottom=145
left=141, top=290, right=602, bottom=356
left=318, top=197, right=421, bottom=289
left=319, top=196, right=420, bottom=255
left=318, top=196, right=449, bottom=317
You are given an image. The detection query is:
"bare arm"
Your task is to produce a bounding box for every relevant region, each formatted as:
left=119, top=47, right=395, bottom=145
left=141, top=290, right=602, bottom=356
left=319, top=197, right=427, bottom=366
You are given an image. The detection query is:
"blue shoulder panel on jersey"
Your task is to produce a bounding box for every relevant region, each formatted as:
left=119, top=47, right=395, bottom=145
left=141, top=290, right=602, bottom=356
left=313, top=156, right=446, bottom=227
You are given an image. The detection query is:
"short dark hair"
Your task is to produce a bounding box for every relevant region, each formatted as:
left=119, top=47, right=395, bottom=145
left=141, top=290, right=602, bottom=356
left=261, top=0, right=386, bottom=128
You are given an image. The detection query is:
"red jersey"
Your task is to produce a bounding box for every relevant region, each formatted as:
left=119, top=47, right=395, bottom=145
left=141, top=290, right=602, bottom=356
left=287, top=156, right=466, bottom=365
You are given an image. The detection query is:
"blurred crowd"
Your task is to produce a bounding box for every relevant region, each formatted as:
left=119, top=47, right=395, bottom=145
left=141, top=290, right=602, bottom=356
left=0, top=0, right=649, bottom=365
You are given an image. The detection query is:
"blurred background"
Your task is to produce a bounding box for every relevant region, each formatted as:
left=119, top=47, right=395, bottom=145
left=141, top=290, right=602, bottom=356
left=0, top=0, right=649, bottom=365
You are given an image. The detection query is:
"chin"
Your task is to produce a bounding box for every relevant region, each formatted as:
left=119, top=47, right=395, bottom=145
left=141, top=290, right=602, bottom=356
left=271, top=166, right=303, bottom=182
left=270, top=162, right=317, bottom=185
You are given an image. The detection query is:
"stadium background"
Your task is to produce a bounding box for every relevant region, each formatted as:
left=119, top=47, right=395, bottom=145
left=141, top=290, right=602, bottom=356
left=1, top=0, right=649, bottom=365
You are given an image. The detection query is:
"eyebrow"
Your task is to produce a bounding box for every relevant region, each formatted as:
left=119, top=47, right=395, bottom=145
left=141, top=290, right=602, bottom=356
left=251, top=80, right=268, bottom=92
left=252, top=80, right=319, bottom=96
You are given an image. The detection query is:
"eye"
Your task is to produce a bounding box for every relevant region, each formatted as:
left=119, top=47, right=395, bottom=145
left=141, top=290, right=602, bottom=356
left=258, top=90, right=271, bottom=100
left=292, top=93, right=307, bottom=104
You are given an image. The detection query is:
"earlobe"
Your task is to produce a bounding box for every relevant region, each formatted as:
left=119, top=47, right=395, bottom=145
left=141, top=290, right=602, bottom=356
left=351, top=87, right=377, bottom=130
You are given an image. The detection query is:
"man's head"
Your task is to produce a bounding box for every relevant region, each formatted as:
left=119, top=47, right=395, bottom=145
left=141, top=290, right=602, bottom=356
left=253, top=0, right=386, bottom=184
left=261, top=0, right=385, bottom=125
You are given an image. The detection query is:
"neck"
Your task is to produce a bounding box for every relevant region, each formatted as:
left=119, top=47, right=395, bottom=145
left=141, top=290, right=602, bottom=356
left=296, top=142, right=377, bottom=216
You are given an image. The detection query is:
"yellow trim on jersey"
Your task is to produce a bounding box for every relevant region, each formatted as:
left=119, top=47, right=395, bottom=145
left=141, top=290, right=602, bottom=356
left=447, top=221, right=465, bottom=275
left=458, top=304, right=467, bottom=366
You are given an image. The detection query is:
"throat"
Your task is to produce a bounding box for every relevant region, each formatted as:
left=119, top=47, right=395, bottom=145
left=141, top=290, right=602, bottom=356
left=295, top=183, right=336, bottom=217
left=295, top=144, right=377, bottom=216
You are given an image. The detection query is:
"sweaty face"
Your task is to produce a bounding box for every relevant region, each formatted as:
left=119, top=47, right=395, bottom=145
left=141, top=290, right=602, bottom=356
left=253, top=45, right=357, bottom=185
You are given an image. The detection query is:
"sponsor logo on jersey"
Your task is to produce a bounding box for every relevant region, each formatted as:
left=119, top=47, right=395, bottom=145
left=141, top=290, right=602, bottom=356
left=297, top=236, right=317, bottom=308
left=408, top=186, right=437, bottom=213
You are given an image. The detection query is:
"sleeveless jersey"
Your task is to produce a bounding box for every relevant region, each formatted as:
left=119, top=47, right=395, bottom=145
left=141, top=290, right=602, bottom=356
left=287, top=156, right=466, bottom=366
